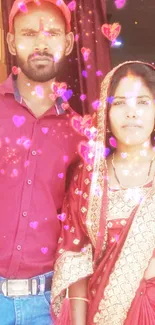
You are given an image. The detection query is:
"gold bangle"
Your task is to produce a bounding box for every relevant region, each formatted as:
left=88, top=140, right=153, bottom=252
left=69, top=297, right=89, bottom=303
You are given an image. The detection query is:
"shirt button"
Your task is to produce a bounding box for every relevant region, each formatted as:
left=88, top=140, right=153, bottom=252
left=27, top=179, right=32, bottom=185
left=32, top=150, right=37, bottom=156
left=17, top=245, right=21, bottom=251
left=22, top=211, right=27, bottom=217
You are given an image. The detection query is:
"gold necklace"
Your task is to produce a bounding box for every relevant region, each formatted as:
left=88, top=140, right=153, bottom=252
left=111, top=153, right=155, bottom=189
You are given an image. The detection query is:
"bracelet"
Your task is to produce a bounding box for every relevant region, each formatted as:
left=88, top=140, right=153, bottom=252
left=69, top=297, right=89, bottom=303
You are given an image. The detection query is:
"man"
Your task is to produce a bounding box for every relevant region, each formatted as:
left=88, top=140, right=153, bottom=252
left=0, top=0, right=82, bottom=324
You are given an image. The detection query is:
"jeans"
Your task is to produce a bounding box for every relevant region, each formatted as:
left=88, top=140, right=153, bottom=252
left=0, top=271, right=54, bottom=325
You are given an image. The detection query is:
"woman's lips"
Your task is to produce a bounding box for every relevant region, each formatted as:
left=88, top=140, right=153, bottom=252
left=122, top=124, right=142, bottom=128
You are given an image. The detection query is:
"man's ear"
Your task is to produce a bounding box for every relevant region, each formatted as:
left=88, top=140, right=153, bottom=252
left=65, top=32, right=74, bottom=56
left=7, top=32, right=16, bottom=56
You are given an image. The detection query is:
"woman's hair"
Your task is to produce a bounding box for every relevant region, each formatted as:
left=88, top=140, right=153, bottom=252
left=108, top=62, right=155, bottom=100
left=106, top=63, right=155, bottom=150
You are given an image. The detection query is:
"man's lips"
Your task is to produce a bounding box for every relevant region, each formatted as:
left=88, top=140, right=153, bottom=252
left=30, top=56, right=53, bottom=62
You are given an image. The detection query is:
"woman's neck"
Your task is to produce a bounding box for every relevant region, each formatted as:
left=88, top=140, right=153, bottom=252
left=114, top=140, right=155, bottom=163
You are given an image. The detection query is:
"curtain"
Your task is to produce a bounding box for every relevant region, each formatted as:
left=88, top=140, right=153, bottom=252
left=1, top=0, right=111, bottom=115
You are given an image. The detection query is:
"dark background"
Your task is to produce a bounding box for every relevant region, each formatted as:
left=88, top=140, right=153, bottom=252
left=107, top=0, right=155, bottom=67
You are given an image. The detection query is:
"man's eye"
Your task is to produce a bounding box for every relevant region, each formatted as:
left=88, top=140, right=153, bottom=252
left=44, top=32, right=60, bottom=37
left=23, top=33, right=35, bottom=36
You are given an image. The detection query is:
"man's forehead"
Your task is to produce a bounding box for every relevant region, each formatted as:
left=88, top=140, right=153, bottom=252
left=14, top=2, right=65, bottom=25
left=14, top=9, right=66, bottom=32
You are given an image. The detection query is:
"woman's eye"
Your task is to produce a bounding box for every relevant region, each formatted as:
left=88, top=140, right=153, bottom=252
left=137, top=100, right=150, bottom=105
left=113, top=100, right=125, bottom=106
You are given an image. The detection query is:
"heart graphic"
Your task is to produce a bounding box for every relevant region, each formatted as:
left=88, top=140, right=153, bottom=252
left=84, top=126, right=98, bottom=140
left=30, top=221, right=38, bottom=229
left=12, top=115, right=26, bottom=128
left=63, top=155, right=69, bottom=163
left=62, top=89, right=73, bottom=101
left=42, top=127, right=49, bottom=134
left=58, top=173, right=64, bottom=179
left=79, top=141, right=95, bottom=164
left=101, top=23, right=121, bottom=42
left=71, top=115, right=92, bottom=135
left=51, top=82, right=67, bottom=98
left=115, top=0, right=126, bottom=9
left=12, top=66, right=21, bottom=75
left=18, top=2, right=28, bottom=13
left=41, top=247, right=48, bottom=254
left=57, top=213, right=66, bottom=222
left=61, top=103, right=70, bottom=111
left=64, top=225, right=69, bottom=231
left=81, top=47, right=91, bottom=61
left=11, top=169, right=18, bottom=177
left=68, top=0, right=76, bottom=11
left=109, top=136, right=117, bottom=148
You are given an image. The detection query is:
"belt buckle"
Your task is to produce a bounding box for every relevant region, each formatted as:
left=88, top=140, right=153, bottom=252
left=3, top=279, right=29, bottom=297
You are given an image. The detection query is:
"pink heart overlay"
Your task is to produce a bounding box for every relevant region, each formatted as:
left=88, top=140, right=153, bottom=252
left=12, top=115, right=26, bottom=128
left=58, top=173, right=64, bottom=179
left=64, top=225, right=69, bottom=231
left=41, top=247, right=48, bottom=254
left=42, top=127, right=49, bottom=134
left=101, top=23, right=121, bottom=42
left=57, top=213, right=66, bottom=222
left=29, top=221, right=38, bottom=229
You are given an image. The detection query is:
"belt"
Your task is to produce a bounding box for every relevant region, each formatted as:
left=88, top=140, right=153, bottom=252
left=0, top=274, right=53, bottom=297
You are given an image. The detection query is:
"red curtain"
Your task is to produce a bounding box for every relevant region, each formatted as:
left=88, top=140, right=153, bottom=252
left=1, top=0, right=111, bottom=115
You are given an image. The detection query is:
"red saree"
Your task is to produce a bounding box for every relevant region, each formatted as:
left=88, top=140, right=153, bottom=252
left=51, top=61, right=155, bottom=325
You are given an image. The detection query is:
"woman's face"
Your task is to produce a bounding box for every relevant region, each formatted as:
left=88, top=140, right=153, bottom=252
left=109, top=75, right=155, bottom=146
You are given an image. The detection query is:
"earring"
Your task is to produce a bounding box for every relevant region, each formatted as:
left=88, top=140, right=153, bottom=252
left=106, top=128, right=110, bottom=133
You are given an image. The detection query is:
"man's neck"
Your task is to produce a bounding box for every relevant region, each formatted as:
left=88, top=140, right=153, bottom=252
left=16, top=72, right=55, bottom=115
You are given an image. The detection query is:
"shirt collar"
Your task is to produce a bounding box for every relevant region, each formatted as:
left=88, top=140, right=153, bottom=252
left=0, top=74, right=67, bottom=116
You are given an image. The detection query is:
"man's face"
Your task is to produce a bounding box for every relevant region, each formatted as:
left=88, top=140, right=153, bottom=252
left=7, top=2, right=73, bottom=82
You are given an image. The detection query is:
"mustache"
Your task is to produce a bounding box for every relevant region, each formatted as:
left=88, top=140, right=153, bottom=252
left=28, top=52, right=53, bottom=60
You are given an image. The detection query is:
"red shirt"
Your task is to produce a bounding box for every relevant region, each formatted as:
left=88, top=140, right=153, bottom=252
left=0, top=75, right=81, bottom=279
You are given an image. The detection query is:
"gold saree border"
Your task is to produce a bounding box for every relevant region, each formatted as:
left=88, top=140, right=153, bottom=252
left=52, top=244, right=93, bottom=317
left=93, top=188, right=155, bottom=325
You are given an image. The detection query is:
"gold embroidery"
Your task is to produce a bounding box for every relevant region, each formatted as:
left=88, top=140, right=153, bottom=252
left=75, top=188, right=79, bottom=195
left=83, top=192, right=88, bottom=199
left=52, top=244, right=93, bottom=316
left=73, top=239, right=80, bottom=245
left=86, top=165, right=93, bottom=172
left=74, top=175, right=78, bottom=181
left=81, top=206, right=87, bottom=213
left=107, top=187, right=150, bottom=221
left=93, top=189, right=155, bottom=325
left=84, top=178, right=90, bottom=185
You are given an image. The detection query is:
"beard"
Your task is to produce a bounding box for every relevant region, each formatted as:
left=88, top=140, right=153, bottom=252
left=16, top=51, right=66, bottom=83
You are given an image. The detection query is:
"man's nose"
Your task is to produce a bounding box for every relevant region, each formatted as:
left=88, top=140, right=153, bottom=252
left=34, top=32, right=49, bottom=52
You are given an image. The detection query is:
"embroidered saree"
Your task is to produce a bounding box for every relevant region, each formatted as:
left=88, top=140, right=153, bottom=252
left=51, top=61, right=155, bottom=325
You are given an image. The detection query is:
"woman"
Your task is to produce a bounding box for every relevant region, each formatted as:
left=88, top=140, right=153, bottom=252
left=51, top=61, right=155, bottom=325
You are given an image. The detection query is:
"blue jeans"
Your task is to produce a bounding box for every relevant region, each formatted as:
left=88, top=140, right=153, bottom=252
left=0, top=271, right=54, bottom=325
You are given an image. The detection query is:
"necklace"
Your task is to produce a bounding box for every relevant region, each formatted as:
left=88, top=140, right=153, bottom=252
left=111, top=153, right=155, bottom=189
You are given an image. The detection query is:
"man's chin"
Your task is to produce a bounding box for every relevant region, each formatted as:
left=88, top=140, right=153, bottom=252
left=21, top=69, right=57, bottom=83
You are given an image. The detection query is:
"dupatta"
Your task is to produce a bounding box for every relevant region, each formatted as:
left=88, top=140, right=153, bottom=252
left=51, top=61, right=155, bottom=325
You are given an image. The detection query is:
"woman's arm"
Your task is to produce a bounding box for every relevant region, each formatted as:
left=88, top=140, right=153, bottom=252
left=69, top=277, right=89, bottom=325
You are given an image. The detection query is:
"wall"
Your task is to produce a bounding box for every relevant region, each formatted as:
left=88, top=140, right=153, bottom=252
left=0, top=0, right=7, bottom=82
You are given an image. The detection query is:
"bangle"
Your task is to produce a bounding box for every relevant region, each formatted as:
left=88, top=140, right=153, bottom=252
left=69, top=297, right=89, bottom=303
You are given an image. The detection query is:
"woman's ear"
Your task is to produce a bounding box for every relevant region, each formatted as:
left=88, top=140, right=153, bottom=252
left=65, top=32, right=74, bottom=56
left=7, top=32, right=16, bottom=56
